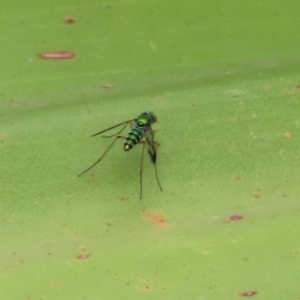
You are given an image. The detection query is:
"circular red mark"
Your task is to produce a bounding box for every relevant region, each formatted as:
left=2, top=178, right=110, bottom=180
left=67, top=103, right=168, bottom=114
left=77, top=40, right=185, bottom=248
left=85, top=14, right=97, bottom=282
left=77, top=254, right=91, bottom=260
left=65, top=16, right=77, bottom=24
left=230, top=215, right=243, bottom=221
left=39, top=51, right=75, bottom=60
left=240, top=291, right=258, bottom=297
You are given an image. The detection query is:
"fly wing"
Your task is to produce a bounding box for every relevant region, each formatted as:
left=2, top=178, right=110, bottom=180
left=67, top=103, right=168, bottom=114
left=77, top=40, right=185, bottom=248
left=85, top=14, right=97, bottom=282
left=146, top=129, right=158, bottom=164
left=145, top=129, right=163, bottom=191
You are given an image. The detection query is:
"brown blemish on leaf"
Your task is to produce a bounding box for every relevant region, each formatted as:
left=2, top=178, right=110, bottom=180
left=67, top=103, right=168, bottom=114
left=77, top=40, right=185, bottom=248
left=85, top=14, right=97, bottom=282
left=284, top=132, right=293, bottom=140
left=144, top=211, right=167, bottom=228
left=230, top=215, right=243, bottom=222
left=253, top=194, right=260, bottom=199
left=77, top=253, right=91, bottom=260
left=65, top=16, right=77, bottom=24
left=0, top=132, right=8, bottom=143
left=39, top=51, right=75, bottom=60
left=120, top=196, right=130, bottom=201
left=240, top=291, right=258, bottom=297
left=102, top=83, right=113, bottom=89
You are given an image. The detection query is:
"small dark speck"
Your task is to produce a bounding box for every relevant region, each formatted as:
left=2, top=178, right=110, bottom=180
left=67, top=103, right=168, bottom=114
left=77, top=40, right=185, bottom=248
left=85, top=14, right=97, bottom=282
left=120, top=196, right=130, bottom=201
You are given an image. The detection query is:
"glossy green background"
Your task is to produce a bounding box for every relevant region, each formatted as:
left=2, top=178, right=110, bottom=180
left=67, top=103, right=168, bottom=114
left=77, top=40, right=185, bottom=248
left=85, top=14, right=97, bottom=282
left=1, top=0, right=300, bottom=299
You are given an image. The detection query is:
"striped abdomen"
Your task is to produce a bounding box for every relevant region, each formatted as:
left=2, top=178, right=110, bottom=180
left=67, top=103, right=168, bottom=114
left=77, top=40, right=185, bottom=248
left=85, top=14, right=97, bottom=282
left=124, top=126, right=147, bottom=151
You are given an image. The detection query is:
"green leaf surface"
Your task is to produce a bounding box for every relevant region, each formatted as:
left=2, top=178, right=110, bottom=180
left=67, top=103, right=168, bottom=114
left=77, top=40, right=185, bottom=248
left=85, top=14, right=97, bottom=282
left=1, top=0, right=300, bottom=299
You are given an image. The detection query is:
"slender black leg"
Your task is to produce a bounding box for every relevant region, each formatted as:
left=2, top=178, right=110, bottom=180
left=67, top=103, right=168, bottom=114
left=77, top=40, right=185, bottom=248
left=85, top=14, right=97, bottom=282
left=91, top=119, right=134, bottom=137
left=139, top=141, right=146, bottom=200
left=78, top=135, right=126, bottom=177
left=102, top=123, right=129, bottom=138
left=148, top=143, right=163, bottom=192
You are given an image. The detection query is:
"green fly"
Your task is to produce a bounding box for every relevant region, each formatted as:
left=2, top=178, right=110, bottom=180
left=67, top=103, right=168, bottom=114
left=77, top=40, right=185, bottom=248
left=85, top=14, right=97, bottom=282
left=78, top=112, right=163, bottom=199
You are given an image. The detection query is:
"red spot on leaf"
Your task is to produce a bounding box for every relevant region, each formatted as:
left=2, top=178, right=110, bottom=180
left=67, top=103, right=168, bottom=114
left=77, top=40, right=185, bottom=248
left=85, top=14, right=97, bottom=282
left=39, top=51, right=75, bottom=60
left=144, top=211, right=167, bottom=228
